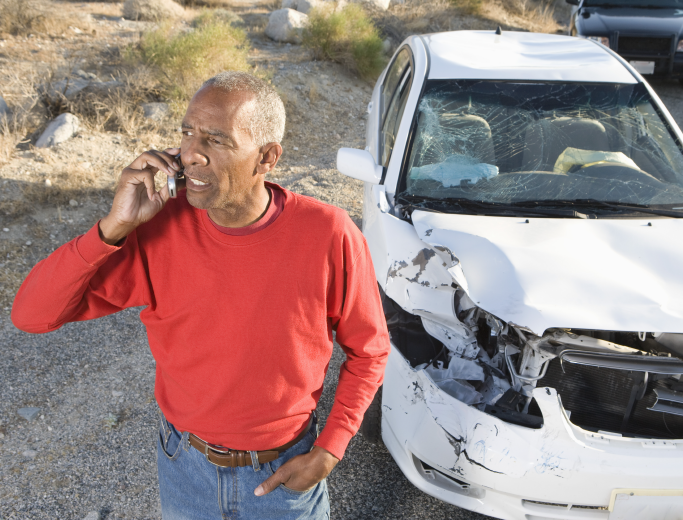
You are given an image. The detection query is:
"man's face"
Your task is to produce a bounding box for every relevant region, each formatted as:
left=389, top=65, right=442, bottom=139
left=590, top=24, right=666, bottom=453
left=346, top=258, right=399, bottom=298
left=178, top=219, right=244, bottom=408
left=180, top=86, right=262, bottom=210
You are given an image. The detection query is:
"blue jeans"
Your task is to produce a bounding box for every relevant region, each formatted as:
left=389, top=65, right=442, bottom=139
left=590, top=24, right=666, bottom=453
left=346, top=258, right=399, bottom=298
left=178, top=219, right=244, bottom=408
left=157, top=412, right=330, bottom=520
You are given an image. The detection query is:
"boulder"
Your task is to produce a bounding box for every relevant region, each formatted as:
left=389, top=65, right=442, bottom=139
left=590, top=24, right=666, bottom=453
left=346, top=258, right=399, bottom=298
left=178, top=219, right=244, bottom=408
left=45, top=78, right=90, bottom=100
left=123, top=0, right=185, bottom=22
left=142, top=102, right=170, bottom=121
left=36, top=113, right=80, bottom=148
left=352, top=0, right=390, bottom=9
left=282, top=0, right=298, bottom=8
left=296, top=0, right=325, bottom=14
left=44, top=78, right=123, bottom=101
left=265, top=9, right=308, bottom=43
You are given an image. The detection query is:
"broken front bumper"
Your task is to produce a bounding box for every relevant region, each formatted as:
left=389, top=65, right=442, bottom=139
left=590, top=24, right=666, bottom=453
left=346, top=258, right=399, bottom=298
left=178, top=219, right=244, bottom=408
left=382, top=344, right=683, bottom=520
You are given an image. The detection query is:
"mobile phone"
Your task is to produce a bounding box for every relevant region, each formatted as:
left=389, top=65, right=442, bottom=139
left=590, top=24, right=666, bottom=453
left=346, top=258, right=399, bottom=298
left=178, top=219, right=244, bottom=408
left=167, top=154, right=185, bottom=198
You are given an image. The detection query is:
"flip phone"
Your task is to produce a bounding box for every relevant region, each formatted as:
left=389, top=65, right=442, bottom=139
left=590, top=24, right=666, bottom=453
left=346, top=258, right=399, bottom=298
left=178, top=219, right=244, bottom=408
left=167, top=154, right=185, bottom=198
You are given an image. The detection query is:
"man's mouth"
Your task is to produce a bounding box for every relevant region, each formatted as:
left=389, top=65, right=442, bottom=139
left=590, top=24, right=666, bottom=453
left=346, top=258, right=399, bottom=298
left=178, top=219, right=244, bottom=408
left=185, top=174, right=211, bottom=190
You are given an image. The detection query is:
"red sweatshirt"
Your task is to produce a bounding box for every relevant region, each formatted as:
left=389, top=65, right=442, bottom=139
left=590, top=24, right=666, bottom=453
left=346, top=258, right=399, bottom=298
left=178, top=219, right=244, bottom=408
left=11, top=183, right=390, bottom=459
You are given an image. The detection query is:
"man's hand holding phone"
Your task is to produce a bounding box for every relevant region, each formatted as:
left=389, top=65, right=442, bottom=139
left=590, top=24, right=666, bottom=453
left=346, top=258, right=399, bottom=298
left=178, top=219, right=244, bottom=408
left=99, top=148, right=182, bottom=246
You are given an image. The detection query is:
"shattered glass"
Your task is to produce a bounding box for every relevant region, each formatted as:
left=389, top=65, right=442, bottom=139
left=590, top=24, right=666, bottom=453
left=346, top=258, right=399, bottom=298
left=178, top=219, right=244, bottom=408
left=402, top=81, right=683, bottom=206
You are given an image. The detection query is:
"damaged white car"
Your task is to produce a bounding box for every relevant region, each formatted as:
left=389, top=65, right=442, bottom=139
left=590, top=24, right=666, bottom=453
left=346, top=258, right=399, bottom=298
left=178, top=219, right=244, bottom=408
left=337, top=31, right=683, bottom=520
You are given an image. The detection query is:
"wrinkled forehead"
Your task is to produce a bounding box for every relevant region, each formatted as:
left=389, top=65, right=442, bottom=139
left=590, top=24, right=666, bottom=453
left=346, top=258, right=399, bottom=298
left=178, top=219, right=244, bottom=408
left=184, top=86, right=256, bottom=133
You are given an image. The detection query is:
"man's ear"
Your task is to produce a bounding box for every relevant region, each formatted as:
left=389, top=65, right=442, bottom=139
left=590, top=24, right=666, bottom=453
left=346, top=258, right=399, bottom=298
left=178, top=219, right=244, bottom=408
left=256, top=142, right=283, bottom=174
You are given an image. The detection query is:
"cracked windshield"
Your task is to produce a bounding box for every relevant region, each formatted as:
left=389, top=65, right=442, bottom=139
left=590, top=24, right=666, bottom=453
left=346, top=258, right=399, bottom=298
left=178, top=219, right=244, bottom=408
left=402, top=80, right=683, bottom=209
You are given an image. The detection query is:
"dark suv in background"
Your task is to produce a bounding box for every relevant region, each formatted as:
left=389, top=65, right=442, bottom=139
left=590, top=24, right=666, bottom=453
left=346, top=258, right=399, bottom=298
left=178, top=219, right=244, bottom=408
left=569, top=0, right=683, bottom=79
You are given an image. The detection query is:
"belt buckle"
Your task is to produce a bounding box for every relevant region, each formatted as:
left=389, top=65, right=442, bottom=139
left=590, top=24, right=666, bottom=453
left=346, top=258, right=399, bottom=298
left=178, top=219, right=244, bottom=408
left=203, top=441, right=233, bottom=467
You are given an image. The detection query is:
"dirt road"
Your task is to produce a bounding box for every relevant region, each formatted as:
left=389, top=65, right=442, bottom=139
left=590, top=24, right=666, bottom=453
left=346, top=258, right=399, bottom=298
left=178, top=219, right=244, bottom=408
left=3, top=2, right=683, bottom=519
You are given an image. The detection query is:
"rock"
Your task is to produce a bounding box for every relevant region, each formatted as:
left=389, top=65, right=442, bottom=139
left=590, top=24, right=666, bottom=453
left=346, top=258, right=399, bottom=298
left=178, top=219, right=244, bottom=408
left=383, top=38, right=392, bottom=53
left=46, top=78, right=90, bottom=100
left=282, top=0, right=297, bottom=7
left=0, top=95, right=8, bottom=120
left=18, top=407, right=41, bottom=421
left=45, top=179, right=52, bottom=187
left=265, top=9, right=308, bottom=43
left=141, top=102, right=170, bottom=121
left=36, top=114, right=80, bottom=148
left=25, top=241, right=32, bottom=246
left=83, top=512, right=99, bottom=520
left=69, top=199, right=78, bottom=207
left=44, top=77, right=122, bottom=102
left=74, top=69, right=98, bottom=81
left=296, top=0, right=324, bottom=14
left=352, top=0, right=390, bottom=9
left=123, top=0, right=184, bottom=22
left=112, top=390, right=123, bottom=397
left=22, top=449, right=37, bottom=459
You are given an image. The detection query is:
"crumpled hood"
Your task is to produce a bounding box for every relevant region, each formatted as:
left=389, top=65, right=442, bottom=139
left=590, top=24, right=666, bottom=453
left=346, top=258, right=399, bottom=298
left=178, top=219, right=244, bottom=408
left=411, top=211, right=683, bottom=335
left=580, top=7, right=683, bottom=36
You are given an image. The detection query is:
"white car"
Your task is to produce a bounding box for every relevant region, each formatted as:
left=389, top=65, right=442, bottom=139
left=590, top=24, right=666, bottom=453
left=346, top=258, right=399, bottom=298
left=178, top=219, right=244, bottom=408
left=336, top=31, right=683, bottom=520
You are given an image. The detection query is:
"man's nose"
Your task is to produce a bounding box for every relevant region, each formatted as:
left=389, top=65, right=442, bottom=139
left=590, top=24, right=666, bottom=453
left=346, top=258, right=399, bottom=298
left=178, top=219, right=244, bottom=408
left=181, top=146, right=209, bottom=167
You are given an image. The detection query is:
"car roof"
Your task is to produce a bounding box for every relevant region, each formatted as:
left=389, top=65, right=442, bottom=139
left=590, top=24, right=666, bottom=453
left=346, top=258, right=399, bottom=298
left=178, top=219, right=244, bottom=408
left=423, top=31, right=638, bottom=84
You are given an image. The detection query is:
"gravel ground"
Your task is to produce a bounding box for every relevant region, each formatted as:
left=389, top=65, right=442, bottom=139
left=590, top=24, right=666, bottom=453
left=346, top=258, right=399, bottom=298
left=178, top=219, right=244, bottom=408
left=3, top=2, right=683, bottom=519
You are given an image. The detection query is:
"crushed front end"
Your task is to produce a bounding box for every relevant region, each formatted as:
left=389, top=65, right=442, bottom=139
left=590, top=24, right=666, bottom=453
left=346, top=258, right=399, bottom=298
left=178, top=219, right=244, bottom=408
left=368, top=195, right=683, bottom=520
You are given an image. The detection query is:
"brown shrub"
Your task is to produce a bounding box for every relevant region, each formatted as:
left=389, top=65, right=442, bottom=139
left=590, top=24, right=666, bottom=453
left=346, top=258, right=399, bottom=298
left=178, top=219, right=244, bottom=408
left=0, top=0, right=72, bottom=36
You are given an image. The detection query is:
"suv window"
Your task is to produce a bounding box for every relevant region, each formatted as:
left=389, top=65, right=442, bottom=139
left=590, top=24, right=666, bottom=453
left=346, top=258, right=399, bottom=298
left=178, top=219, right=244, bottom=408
left=381, top=50, right=412, bottom=166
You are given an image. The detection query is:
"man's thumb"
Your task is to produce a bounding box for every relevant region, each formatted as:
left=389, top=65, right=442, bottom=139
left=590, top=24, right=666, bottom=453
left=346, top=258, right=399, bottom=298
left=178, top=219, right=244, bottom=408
left=254, top=468, right=289, bottom=497
left=254, top=472, right=284, bottom=496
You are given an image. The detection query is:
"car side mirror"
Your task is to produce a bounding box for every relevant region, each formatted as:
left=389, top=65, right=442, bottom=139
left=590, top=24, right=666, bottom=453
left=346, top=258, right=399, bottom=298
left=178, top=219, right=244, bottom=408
left=565, top=0, right=579, bottom=5
left=337, top=148, right=383, bottom=185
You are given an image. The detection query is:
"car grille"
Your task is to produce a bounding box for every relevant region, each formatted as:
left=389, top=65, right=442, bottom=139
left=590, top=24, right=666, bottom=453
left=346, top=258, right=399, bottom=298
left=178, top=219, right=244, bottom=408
left=618, top=36, right=671, bottom=55
left=538, top=359, right=683, bottom=438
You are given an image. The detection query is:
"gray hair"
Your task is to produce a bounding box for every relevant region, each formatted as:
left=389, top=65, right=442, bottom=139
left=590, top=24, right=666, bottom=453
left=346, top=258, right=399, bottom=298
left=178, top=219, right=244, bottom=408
left=202, top=71, right=286, bottom=147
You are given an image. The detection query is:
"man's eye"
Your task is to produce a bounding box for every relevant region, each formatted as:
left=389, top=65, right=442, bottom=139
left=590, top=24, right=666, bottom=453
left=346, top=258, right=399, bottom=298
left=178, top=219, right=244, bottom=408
left=182, top=131, right=192, bottom=136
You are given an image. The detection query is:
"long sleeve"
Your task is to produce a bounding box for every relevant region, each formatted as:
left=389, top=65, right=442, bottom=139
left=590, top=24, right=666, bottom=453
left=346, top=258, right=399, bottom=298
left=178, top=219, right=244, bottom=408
left=11, top=223, right=151, bottom=333
left=314, top=234, right=391, bottom=460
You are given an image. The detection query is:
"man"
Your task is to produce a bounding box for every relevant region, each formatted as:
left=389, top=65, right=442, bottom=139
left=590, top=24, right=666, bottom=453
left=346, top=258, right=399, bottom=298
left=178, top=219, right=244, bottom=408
left=12, top=71, right=390, bottom=519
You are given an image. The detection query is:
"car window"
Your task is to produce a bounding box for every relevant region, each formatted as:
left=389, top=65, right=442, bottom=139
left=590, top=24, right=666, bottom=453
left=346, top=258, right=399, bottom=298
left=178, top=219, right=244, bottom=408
left=381, top=49, right=411, bottom=124
left=400, top=80, right=683, bottom=208
left=381, top=65, right=412, bottom=167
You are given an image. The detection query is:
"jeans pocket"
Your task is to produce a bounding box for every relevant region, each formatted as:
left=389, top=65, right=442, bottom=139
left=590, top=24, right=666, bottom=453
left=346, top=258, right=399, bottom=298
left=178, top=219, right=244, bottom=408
left=158, top=416, right=184, bottom=461
left=279, top=482, right=317, bottom=496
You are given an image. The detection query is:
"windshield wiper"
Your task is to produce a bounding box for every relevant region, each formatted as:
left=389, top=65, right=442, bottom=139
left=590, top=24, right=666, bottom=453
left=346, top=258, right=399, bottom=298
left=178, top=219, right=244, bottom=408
left=396, top=195, right=593, bottom=219
left=517, top=199, right=683, bottom=218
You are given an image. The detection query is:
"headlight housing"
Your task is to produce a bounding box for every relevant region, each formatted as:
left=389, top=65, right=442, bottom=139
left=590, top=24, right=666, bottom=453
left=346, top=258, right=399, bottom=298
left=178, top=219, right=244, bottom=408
left=587, top=36, right=610, bottom=47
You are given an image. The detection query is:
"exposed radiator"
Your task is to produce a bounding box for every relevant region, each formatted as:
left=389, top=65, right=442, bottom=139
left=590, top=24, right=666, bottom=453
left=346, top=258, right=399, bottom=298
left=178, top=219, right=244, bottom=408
left=537, top=359, right=683, bottom=438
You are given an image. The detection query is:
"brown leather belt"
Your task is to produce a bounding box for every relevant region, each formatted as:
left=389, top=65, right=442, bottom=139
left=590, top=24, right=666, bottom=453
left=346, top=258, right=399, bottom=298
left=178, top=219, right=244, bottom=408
left=188, top=415, right=314, bottom=468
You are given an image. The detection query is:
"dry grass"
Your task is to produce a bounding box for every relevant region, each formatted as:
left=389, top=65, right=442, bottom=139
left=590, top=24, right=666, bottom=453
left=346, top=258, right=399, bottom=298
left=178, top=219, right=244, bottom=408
left=0, top=0, right=76, bottom=36
left=506, top=0, right=559, bottom=33
left=0, top=74, right=41, bottom=167
left=67, top=69, right=166, bottom=136
left=450, top=0, right=483, bottom=15
left=125, top=13, right=250, bottom=101
left=302, top=4, right=386, bottom=81
left=373, top=0, right=561, bottom=49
